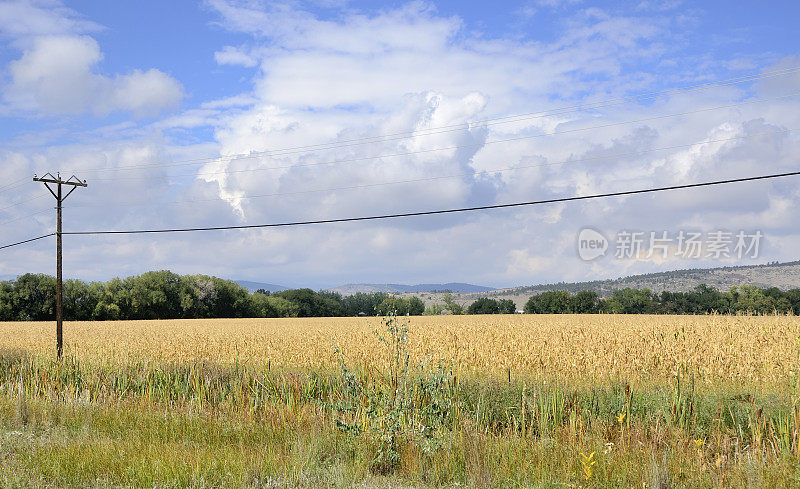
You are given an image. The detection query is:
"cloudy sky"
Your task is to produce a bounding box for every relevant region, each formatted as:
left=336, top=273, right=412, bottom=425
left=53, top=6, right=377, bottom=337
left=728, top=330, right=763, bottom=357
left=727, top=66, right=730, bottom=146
left=0, top=0, right=799, bottom=289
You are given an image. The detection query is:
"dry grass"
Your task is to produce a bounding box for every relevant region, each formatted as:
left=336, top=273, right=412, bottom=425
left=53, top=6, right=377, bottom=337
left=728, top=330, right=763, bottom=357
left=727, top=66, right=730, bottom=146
left=2, top=314, right=797, bottom=386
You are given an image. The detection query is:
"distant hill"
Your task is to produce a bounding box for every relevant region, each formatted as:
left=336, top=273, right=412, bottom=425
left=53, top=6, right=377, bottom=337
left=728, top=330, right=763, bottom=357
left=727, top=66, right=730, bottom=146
left=235, top=280, right=289, bottom=293
left=404, top=260, right=800, bottom=310
left=329, top=283, right=495, bottom=295
left=499, top=260, right=800, bottom=297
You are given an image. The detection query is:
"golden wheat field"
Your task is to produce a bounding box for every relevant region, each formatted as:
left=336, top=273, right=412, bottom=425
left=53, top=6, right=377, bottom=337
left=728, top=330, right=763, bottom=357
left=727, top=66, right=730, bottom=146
left=2, top=314, right=797, bottom=386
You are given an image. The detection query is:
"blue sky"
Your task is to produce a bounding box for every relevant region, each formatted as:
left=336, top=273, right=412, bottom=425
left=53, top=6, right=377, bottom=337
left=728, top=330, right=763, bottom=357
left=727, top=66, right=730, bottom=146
left=0, top=0, right=799, bottom=288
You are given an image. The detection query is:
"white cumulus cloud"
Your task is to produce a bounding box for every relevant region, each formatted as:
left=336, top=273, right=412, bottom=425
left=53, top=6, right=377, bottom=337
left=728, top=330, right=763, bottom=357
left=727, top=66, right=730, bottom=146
left=214, top=45, right=258, bottom=67
left=5, top=35, right=183, bottom=117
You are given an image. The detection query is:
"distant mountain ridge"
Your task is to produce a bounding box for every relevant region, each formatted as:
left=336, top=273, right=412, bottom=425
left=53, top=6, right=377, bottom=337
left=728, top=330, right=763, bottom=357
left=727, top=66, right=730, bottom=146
left=329, top=283, right=496, bottom=295
left=489, top=260, right=800, bottom=298
left=397, top=260, right=800, bottom=310
left=234, top=281, right=289, bottom=293
left=234, top=281, right=493, bottom=295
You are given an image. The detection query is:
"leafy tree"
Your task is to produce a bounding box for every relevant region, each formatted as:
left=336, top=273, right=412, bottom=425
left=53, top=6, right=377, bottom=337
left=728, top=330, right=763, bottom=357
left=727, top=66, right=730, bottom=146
left=11, top=274, right=56, bottom=321
left=467, top=298, right=500, bottom=314
left=731, top=285, right=789, bottom=315
left=524, top=291, right=572, bottom=314
left=100, top=277, right=132, bottom=319
left=658, top=291, right=691, bottom=314
left=441, top=293, right=464, bottom=315
left=572, top=290, right=600, bottom=313
left=342, top=292, right=389, bottom=316
left=267, top=296, right=300, bottom=317
left=184, top=276, right=215, bottom=318
left=274, top=289, right=342, bottom=317
left=762, top=287, right=792, bottom=313
left=92, top=301, right=121, bottom=321
left=274, top=289, right=316, bottom=317
left=125, top=271, right=192, bottom=320
left=497, top=299, right=517, bottom=314
left=690, top=284, right=732, bottom=314
left=318, top=290, right=344, bottom=303
left=375, top=296, right=425, bottom=316
left=784, top=289, right=800, bottom=314
left=605, top=288, right=658, bottom=314
left=424, top=303, right=447, bottom=315
left=407, top=296, right=425, bottom=316
left=209, top=277, right=256, bottom=318
left=251, top=293, right=299, bottom=317
left=0, top=281, right=13, bottom=321
left=318, top=297, right=345, bottom=317
left=62, top=279, right=99, bottom=321
left=377, top=297, right=407, bottom=316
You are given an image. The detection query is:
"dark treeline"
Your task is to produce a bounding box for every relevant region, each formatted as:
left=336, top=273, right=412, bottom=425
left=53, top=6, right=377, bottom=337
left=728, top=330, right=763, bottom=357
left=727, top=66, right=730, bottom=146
left=0, top=271, right=424, bottom=321
left=516, top=285, right=800, bottom=315
left=3, top=271, right=798, bottom=321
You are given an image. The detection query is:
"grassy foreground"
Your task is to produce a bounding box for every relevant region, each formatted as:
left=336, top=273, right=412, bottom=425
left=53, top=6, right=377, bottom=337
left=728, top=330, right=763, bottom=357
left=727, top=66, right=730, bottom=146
left=0, top=314, right=798, bottom=487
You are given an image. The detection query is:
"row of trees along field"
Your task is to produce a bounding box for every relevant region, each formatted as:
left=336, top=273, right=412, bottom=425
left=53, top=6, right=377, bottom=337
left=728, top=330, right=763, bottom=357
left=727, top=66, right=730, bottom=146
left=2, top=271, right=799, bottom=321
left=520, top=285, right=800, bottom=315
left=0, top=271, right=425, bottom=321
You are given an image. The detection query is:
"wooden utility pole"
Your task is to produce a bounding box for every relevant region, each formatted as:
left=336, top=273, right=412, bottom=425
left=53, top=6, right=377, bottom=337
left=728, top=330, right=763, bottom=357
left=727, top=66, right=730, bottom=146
left=33, top=173, right=87, bottom=359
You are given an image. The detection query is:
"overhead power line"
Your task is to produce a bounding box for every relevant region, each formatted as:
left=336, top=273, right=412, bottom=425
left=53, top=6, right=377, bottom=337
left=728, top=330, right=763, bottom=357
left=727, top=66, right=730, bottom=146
left=63, top=66, right=800, bottom=175
left=0, top=179, right=43, bottom=199
left=81, top=92, right=799, bottom=184
left=0, top=194, right=49, bottom=213
left=65, top=128, right=795, bottom=210
left=0, top=208, right=52, bottom=227
left=0, top=177, right=31, bottom=193
left=4, top=169, right=797, bottom=251
left=0, top=233, right=55, bottom=251
left=53, top=169, right=800, bottom=237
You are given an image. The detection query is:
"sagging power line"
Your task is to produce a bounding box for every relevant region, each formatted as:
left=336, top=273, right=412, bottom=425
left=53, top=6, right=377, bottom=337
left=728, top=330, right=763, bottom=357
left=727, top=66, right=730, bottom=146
left=57, top=169, right=800, bottom=235
left=0, top=232, right=54, bottom=251
left=3, top=169, right=797, bottom=253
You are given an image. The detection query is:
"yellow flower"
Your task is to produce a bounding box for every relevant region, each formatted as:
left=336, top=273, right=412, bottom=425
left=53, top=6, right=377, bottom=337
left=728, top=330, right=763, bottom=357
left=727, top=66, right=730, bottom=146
left=616, top=412, right=626, bottom=424
left=579, top=451, right=597, bottom=481
left=694, top=437, right=705, bottom=449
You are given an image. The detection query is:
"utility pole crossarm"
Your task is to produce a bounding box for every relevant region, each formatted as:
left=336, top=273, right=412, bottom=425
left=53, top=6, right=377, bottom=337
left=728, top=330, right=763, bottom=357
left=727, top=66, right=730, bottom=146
left=33, top=173, right=88, bottom=186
